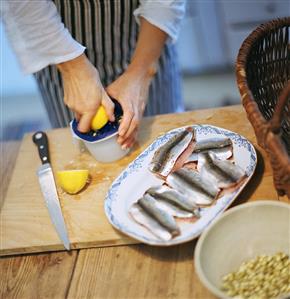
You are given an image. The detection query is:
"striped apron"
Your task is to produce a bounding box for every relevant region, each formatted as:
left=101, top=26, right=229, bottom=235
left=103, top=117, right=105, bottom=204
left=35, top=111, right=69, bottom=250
left=34, top=0, right=183, bottom=128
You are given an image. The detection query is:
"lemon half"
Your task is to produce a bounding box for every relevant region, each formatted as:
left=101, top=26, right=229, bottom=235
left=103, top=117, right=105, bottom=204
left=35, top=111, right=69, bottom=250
left=91, top=105, right=109, bottom=130
left=57, top=170, right=89, bottom=194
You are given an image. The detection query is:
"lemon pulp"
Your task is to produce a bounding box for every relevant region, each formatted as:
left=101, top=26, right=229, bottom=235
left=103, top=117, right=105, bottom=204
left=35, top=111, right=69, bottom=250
left=91, top=105, right=109, bottom=130
left=57, top=169, right=89, bottom=194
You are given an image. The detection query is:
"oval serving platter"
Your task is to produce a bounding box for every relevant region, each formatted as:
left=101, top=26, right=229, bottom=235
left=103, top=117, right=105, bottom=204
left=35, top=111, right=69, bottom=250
left=104, top=125, right=257, bottom=246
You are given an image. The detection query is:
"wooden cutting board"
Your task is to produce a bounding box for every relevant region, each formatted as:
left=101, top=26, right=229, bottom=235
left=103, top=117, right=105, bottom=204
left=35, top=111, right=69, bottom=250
left=1, top=106, right=266, bottom=256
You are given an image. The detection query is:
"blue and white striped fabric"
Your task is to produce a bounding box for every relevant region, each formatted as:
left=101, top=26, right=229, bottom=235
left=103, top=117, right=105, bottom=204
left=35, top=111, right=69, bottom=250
left=34, top=0, right=184, bottom=128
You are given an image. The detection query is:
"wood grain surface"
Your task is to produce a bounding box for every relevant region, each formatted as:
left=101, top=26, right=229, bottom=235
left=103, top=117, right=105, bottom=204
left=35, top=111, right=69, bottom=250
left=0, top=251, right=77, bottom=299
left=1, top=106, right=278, bottom=256
left=0, top=105, right=282, bottom=299
left=67, top=242, right=216, bottom=299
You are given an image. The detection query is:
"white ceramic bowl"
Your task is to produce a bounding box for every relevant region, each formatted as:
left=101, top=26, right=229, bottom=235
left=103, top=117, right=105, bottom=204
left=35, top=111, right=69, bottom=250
left=194, top=200, right=290, bottom=299
left=70, top=122, right=129, bottom=163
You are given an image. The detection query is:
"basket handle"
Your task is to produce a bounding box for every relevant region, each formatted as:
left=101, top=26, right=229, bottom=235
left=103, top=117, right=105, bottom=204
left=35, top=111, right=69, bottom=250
left=270, top=80, right=290, bottom=134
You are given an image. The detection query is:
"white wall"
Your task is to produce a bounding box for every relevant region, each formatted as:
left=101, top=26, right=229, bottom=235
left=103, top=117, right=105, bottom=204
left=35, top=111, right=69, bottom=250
left=1, top=23, right=40, bottom=97
left=1, top=23, right=50, bottom=139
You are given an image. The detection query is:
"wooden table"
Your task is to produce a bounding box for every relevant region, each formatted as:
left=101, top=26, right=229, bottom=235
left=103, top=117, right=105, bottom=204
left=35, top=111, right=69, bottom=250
left=1, top=105, right=287, bottom=299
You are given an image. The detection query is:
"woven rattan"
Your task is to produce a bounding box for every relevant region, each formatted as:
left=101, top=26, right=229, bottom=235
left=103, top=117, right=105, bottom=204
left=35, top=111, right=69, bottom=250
left=236, top=17, right=290, bottom=198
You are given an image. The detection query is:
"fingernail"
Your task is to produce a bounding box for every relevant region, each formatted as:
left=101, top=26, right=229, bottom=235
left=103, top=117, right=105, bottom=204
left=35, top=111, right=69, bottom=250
left=121, top=144, right=127, bottom=150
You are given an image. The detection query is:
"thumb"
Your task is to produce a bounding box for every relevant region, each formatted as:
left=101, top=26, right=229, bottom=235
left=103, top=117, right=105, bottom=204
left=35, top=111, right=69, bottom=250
left=102, top=91, right=115, bottom=122
left=78, top=112, right=95, bottom=133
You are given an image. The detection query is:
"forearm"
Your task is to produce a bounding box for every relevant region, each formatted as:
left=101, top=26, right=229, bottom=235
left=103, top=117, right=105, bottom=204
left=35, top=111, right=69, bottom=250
left=127, top=17, right=168, bottom=77
left=57, top=53, right=89, bottom=75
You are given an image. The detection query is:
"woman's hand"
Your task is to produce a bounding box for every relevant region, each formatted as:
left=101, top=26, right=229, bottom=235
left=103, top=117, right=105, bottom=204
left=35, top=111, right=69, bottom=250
left=106, top=66, right=155, bottom=149
left=57, top=54, right=115, bottom=132
left=107, top=17, right=167, bottom=149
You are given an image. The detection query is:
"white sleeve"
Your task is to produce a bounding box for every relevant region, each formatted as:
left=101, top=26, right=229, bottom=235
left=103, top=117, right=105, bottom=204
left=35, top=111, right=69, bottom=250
left=0, top=0, right=85, bottom=74
left=133, top=0, right=186, bottom=43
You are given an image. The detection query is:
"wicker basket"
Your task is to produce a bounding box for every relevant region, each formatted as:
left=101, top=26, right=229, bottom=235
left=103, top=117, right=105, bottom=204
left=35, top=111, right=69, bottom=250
left=236, top=17, right=290, bottom=198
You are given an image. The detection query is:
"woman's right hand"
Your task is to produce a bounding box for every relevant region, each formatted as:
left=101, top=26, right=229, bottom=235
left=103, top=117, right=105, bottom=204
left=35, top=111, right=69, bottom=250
left=57, top=53, right=115, bottom=132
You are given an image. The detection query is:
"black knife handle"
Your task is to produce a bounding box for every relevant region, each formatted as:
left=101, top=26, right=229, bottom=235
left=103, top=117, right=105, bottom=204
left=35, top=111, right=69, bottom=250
left=32, top=131, right=50, bottom=164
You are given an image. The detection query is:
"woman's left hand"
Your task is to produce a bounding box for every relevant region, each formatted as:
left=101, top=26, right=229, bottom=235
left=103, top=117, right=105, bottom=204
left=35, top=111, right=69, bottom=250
left=106, top=67, right=155, bottom=149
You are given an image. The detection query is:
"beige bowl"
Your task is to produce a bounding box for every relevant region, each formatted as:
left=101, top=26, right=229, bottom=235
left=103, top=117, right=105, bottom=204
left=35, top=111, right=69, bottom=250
left=194, top=200, right=290, bottom=299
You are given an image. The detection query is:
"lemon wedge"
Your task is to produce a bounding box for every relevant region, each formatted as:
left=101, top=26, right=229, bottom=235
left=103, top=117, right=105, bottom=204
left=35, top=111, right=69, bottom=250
left=57, top=170, right=89, bottom=194
left=91, top=105, right=109, bottom=130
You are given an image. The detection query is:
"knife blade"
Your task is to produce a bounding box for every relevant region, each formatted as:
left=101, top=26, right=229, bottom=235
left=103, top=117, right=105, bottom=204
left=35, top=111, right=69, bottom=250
left=33, top=131, right=70, bottom=250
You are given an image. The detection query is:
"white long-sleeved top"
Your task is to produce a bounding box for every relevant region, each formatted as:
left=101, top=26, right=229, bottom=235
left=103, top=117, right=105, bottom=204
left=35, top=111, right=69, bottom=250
left=0, top=0, right=185, bottom=74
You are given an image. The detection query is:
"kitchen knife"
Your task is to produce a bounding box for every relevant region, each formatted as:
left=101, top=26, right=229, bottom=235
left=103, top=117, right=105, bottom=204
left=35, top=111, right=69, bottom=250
left=32, top=131, right=70, bottom=250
